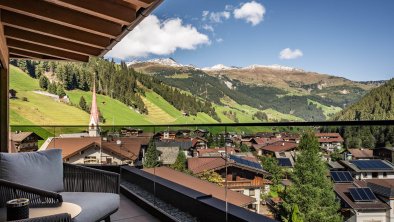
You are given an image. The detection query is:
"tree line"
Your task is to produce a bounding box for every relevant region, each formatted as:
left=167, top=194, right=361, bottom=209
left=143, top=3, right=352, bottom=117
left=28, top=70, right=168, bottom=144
left=11, top=58, right=221, bottom=119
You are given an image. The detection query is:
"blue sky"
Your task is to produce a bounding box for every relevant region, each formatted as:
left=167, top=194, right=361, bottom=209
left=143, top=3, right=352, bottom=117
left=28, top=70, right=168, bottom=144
left=107, top=0, right=394, bottom=81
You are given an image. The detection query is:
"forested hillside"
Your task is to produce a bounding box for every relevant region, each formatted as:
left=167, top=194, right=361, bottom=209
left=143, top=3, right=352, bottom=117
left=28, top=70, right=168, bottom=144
left=323, top=79, right=394, bottom=149
left=333, top=79, right=394, bottom=120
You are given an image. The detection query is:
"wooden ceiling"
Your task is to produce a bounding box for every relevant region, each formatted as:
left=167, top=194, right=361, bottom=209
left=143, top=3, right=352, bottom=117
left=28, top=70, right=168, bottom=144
left=0, top=0, right=163, bottom=64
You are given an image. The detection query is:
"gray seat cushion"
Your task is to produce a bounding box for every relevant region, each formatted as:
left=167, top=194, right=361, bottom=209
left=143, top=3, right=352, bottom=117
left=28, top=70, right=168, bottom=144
left=0, top=149, right=64, bottom=192
left=60, top=192, right=119, bottom=222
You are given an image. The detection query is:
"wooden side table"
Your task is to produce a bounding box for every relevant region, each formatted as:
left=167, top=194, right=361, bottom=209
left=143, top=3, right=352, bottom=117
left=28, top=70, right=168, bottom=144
left=29, top=202, right=81, bottom=219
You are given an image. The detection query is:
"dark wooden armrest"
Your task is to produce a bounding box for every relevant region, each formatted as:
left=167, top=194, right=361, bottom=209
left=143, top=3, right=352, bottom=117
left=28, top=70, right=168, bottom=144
left=0, top=179, right=63, bottom=208
left=63, top=163, right=120, bottom=194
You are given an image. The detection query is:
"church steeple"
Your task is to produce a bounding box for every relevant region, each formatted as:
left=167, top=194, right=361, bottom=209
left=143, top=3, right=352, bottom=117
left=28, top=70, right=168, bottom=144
left=89, top=76, right=100, bottom=137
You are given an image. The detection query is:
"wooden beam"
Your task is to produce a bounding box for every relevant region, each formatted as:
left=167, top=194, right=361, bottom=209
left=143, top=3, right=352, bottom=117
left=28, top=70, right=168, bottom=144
left=0, top=0, right=122, bottom=38
left=0, top=19, right=9, bottom=68
left=5, top=27, right=102, bottom=56
left=43, top=0, right=136, bottom=25
left=2, top=11, right=110, bottom=49
left=9, top=48, right=64, bottom=60
left=0, top=66, right=9, bottom=152
left=7, top=39, right=89, bottom=62
left=122, top=0, right=156, bottom=9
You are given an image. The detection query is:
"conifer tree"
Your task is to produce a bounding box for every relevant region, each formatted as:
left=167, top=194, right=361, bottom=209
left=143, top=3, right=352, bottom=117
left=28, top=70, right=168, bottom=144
left=143, top=140, right=159, bottom=168
left=281, top=131, right=342, bottom=222
left=79, top=96, right=87, bottom=112
left=39, top=76, right=49, bottom=90
left=171, top=151, right=186, bottom=172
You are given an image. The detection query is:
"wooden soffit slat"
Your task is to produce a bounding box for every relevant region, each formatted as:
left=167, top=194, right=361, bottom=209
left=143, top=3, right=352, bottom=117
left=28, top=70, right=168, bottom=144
left=9, top=48, right=63, bottom=60
left=1, top=11, right=110, bottom=49
left=0, top=21, right=8, bottom=67
left=43, top=0, right=136, bottom=25
left=122, top=0, right=156, bottom=9
left=0, top=0, right=122, bottom=38
left=7, top=39, right=89, bottom=62
left=5, top=27, right=102, bottom=56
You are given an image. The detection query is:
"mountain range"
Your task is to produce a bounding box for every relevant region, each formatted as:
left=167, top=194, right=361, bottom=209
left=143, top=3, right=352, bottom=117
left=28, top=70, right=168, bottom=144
left=128, top=58, right=384, bottom=121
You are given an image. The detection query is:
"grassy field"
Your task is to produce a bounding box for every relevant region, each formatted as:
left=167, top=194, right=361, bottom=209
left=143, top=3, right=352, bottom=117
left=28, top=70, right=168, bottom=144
left=307, top=99, right=342, bottom=119
left=10, top=66, right=90, bottom=125
left=67, top=90, right=152, bottom=125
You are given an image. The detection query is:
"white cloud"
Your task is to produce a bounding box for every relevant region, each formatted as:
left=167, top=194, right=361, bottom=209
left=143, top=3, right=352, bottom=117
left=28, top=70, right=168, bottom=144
left=225, top=5, right=234, bottom=11
left=202, top=24, right=214, bottom=32
left=202, top=11, right=230, bottom=23
left=234, top=1, right=265, bottom=26
left=106, top=15, right=210, bottom=59
left=279, top=48, right=303, bottom=60
left=216, top=38, right=224, bottom=43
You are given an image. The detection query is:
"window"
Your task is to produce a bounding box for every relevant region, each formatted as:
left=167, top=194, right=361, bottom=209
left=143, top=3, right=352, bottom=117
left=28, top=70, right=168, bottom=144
left=372, top=172, right=378, bottom=178
left=383, top=172, right=387, bottom=178
left=249, top=189, right=255, bottom=196
left=84, top=156, right=97, bottom=164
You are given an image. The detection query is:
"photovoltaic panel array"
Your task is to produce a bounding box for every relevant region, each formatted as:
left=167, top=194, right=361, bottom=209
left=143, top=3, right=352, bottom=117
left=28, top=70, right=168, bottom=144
left=330, top=171, right=353, bottom=183
left=229, top=155, right=263, bottom=170
left=277, top=158, right=292, bottom=167
left=349, top=187, right=377, bottom=202
left=351, top=160, right=392, bottom=170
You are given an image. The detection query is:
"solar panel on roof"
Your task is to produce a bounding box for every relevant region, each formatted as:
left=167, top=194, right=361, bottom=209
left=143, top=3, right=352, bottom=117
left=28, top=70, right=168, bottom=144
left=277, top=158, right=292, bottom=167
left=229, top=155, right=263, bottom=170
left=349, top=188, right=377, bottom=202
left=330, top=171, right=353, bottom=183
left=351, top=160, right=392, bottom=170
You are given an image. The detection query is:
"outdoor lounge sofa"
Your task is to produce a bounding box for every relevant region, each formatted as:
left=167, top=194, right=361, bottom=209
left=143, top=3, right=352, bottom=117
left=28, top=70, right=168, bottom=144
left=0, top=149, right=120, bottom=222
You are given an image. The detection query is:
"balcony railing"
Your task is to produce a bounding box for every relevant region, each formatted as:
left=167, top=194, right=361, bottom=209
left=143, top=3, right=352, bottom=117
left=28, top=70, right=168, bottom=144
left=8, top=120, right=394, bottom=221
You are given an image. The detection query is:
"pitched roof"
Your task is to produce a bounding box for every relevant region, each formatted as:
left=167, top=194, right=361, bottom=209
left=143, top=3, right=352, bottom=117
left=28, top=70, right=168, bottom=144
left=188, top=157, right=227, bottom=174
left=11, top=132, right=43, bottom=142
left=155, top=140, right=192, bottom=150
left=339, top=160, right=394, bottom=173
left=347, top=148, right=374, bottom=158
left=46, top=137, right=100, bottom=159
left=143, top=167, right=255, bottom=207
left=46, top=136, right=148, bottom=161
left=196, top=148, right=236, bottom=157
left=260, top=141, right=297, bottom=153
left=187, top=157, right=270, bottom=177
left=315, top=133, right=344, bottom=143
left=334, top=183, right=390, bottom=211
left=102, top=137, right=149, bottom=161
left=367, top=179, right=394, bottom=199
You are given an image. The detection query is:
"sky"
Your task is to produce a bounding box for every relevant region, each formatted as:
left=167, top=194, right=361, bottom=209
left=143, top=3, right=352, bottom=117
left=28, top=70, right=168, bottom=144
left=106, top=0, right=394, bottom=81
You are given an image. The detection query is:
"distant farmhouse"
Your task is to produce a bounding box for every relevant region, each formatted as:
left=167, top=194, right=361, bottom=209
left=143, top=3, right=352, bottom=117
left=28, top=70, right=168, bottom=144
left=10, top=131, right=43, bottom=152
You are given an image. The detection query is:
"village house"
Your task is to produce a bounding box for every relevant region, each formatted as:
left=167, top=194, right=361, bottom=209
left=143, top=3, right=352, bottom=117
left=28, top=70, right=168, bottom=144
left=315, top=133, right=344, bottom=151
left=43, top=136, right=149, bottom=165
left=194, top=147, right=236, bottom=157
left=373, top=147, right=394, bottom=164
left=339, top=159, right=394, bottom=180
left=10, top=131, right=43, bottom=152
left=334, top=180, right=390, bottom=222
left=187, top=156, right=272, bottom=214
left=343, top=148, right=374, bottom=160
left=193, top=129, right=208, bottom=138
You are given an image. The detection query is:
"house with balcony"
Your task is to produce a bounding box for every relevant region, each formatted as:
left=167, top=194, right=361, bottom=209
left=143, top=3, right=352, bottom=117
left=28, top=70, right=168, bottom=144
left=10, top=131, right=43, bottom=152
left=315, top=133, right=344, bottom=151
left=188, top=156, right=272, bottom=214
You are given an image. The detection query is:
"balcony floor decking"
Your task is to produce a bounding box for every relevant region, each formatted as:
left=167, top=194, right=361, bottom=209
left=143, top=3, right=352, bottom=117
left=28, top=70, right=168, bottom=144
left=112, top=194, right=160, bottom=222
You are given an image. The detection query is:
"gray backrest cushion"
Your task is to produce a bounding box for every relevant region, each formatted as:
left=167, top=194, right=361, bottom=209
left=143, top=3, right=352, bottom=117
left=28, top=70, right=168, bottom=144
left=0, top=149, right=63, bottom=192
